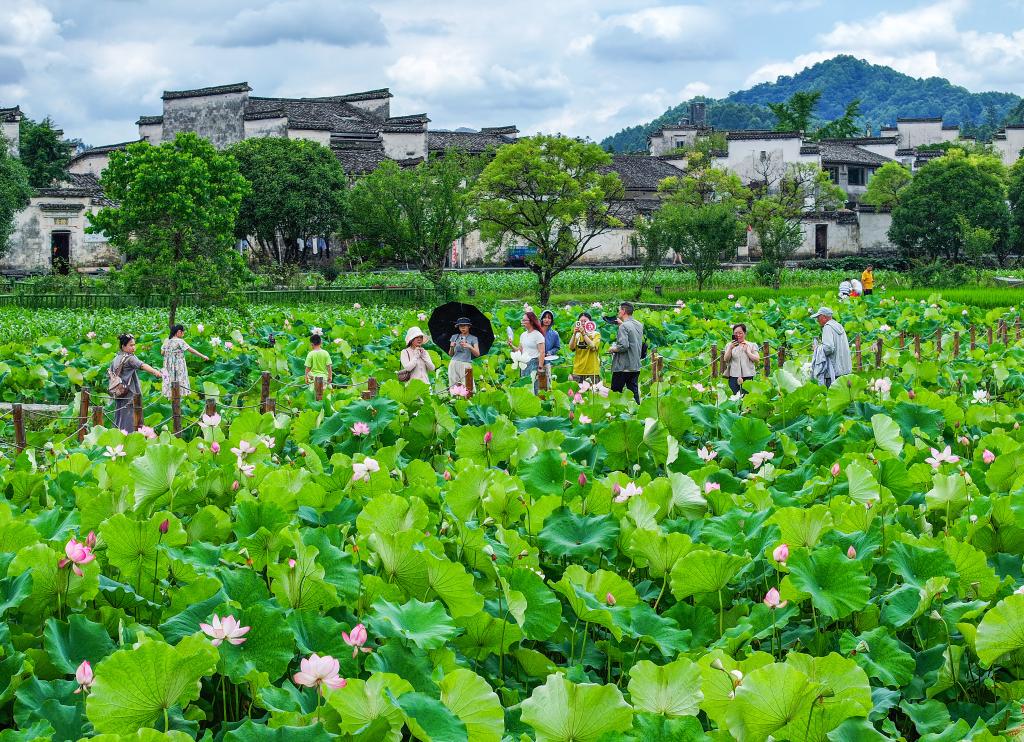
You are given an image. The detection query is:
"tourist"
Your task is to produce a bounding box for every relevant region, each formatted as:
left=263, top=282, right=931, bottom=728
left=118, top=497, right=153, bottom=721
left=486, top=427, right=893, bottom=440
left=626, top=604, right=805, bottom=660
left=671, top=249, right=683, bottom=266
left=838, top=277, right=853, bottom=300
left=540, top=310, right=561, bottom=362
left=160, top=324, right=209, bottom=399
left=722, top=323, right=760, bottom=395
left=861, top=264, right=874, bottom=295
left=304, top=334, right=333, bottom=388
left=568, top=312, right=601, bottom=383
left=400, top=326, right=435, bottom=385
left=448, top=318, right=480, bottom=389
left=610, top=302, right=644, bottom=403
left=850, top=276, right=863, bottom=297
left=810, top=307, right=852, bottom=387
left=109, top=333, right=162, bottom=433
left=508, top=311, right=546, bottom=393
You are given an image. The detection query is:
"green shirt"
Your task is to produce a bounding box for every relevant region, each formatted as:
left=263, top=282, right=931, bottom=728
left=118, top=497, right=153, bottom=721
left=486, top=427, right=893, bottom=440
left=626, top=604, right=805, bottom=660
left=305, top=348, right=332, bottom=378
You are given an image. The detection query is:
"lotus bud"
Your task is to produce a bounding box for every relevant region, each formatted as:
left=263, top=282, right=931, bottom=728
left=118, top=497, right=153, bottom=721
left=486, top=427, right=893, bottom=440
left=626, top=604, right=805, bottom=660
left=929, top=610, right=943, bottom=621
left=605, top=592, right=616, bottom=606
left=847, top=545, right=857, bottom=558
left=612, top=483, right=622, bottom=496
left=711, top=658, right=725, bottom=671
left=159, top=519, right=169, bottom=535
left=443, top=470, right=452, bottom=481
left=855, top=641, right=869, bottom=654
left=211, top=441, right=221, bottom=454
left=518, top=549, right=529, bottom=559
left=232, top=480, right=240, bottom=491
left=983, top=449, right=996, bottom=464
left=482, top=517, right=495, bottom=526
left=729, top=669, right=743, bottom=687
left=830, top=462, right=841, bottom=477
left=578, top=472, right=587, bottom=487
left=1016, top=422, right=1021, bottom=430
left=959, top=435, right=969, bottom=446
left=970, top=514, right=978, bottom=523
left=908, top=389, right=916, bottom=399
left=483, top=431, right=493, bottom=445
left=772, top=543, right=789, bottom=564
left=86, top=531, right=97, bottom=548
left=568, top=411, right=574, bottom=421
left=288, top=559, right=296, bottom=569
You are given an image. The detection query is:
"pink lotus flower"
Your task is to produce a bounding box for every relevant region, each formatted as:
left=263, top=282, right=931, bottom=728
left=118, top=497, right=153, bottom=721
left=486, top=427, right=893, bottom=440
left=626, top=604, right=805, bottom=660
left=958, top=436, right=970, bottom=446
left=86, top=331, right=96, bottom=340
left=925, top=446, right=960, bottom=470
left=872, top=377, right=892, bottom=395
left=772, top=543, right=789, bottom=564
left=159, top=519, right=169, bottom=534
left=352, top=303, right=361, bottom=309
left=450, top=384, right=470, bottom=398
left=579, top=415, right=592, bottom=424
left=139, top=426, right=157, bottom=439
left=417, top=312, right=427, bottom=322
left=749, top=451, right=774, bottom=469
left=261, top=436, right=276, bottom=449
left=200, top=614, right=250, bottom=647
left=288, top=558, right=296, bottom=569
left=594, top=382, right=610, bottom=398
left=830, top=462, right=841, bottom=477
left=573, top=393, right=584, bottom=404
left=697, top=446, right=717, bottom=462
left=578, top=381, right=592, bottom=394
left=578, top=472, right=588, bottom=487
left=605, top=592, right=616, bottom=606
left=847, top=546, right=857, bottom=559
left=613, top=481, right=643, bottom=503
left=210, top=441, right=221, bottom=454
left=983, top=449, right=996, bottom=465
left=196, top=323, right=205, bottom=333
left=351, top=422, right=370, bottom=436
left=224, top=342, right=234, bottom=351
left=293, top=653, right=346, bottom=690
left=73, top=660, right=93, bottom=694
left=351, top=457, right=381, bottom=482
left=692, top=382, right=706, bottom=393
left=705, top=481, right=721, bottom=494
left=59, top=533, right=96, bottom=576
left=763, top=587, right=787, bottom=609
left=199, top=413, right=222, bottom=429
left=484, top=431, right=493, bottom=445
left=239, top=462, right=255, bottom=478
left=231, top=440, right=256, bottom=459
left=342, top=623, right=372, bottom=658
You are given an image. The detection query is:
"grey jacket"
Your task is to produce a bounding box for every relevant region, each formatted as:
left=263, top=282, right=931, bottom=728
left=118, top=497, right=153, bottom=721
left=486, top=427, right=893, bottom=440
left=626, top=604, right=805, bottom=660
left=820, top=319, right=852, bottom=378
left=612, top=318, right=644, bottom=373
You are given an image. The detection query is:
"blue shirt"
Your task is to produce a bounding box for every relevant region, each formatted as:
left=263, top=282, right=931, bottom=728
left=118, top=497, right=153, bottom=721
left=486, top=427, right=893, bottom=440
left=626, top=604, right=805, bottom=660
left=544, top=328, right=561, bottom=357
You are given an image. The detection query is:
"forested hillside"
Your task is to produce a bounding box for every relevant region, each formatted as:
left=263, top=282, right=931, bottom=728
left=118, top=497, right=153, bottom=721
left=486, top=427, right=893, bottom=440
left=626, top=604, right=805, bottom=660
left=602, top=55, right=1022, bottom=153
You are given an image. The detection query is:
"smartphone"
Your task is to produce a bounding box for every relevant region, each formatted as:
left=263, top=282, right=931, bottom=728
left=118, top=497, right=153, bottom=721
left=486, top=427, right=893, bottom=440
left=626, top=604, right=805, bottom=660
left=506, top=326, right=515, bottom=341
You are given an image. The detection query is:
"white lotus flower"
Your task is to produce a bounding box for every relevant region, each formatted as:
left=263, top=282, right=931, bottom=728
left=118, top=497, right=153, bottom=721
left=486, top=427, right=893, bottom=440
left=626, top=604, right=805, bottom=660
left=697, top=446, right=717, bottom=462
left=613, top=481, right=643, bottom=503
left=749, top=451, right=774, bottom=469
left=872, top=377, right=892, bottom=395
left=352, top=457, right=381, bottom=482
left=972, top=390, right=989, bottom=404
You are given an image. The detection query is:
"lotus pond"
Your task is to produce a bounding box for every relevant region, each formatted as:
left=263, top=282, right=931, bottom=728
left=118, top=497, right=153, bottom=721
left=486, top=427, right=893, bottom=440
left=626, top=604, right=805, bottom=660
left=3, top=295, right=1024, bottom=741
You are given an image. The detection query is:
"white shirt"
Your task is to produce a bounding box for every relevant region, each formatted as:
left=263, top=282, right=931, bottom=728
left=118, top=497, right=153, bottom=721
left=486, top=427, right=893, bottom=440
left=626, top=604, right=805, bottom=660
left=520, top=330, right=545, bottom=360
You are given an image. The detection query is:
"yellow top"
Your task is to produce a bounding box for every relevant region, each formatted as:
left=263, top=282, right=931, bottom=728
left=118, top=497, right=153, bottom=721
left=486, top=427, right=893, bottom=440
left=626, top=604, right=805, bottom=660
left=861, top=269, right=874, bottom=290
left=569, top=331, right=601, bottom=376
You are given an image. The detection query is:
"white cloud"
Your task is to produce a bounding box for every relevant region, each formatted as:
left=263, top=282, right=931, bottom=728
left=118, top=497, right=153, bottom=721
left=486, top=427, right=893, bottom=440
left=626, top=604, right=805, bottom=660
left=0, top=0, right=60, bottom=46
left=818, top=0, right=966, bottom=53
left=591, top=5, right=729, bottom=62
left=202, top=0, right=388, bottom=48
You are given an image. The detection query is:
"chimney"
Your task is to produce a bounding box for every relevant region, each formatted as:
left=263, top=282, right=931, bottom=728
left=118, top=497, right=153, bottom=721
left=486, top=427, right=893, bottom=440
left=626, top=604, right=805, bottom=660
left=690, top=102, right=706, bottom=128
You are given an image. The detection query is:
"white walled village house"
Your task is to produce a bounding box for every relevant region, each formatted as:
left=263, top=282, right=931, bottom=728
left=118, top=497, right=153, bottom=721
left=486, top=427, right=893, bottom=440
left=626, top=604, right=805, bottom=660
left=2, top=84, right=1023, bottom=273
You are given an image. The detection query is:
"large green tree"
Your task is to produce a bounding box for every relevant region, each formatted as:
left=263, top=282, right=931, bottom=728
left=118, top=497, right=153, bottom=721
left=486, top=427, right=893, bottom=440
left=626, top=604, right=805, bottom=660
left=861, top=161, right=912, bottom=208
left=474, top=135, right=624, bottom=303
left=19, top=117, right=74, bottom=188
left=1009, top=158, right=1024, bottom=258
left=229, top=137, right=347, bottom=266
left=889, top=149, right=1010, bottom=265
left=0, top=147, right=33, bottom=258
left=769, top=91, right=864, bottom=140
left=89, top=132, right=251, bottom=329
left=346, top=152, right=479, bottom=287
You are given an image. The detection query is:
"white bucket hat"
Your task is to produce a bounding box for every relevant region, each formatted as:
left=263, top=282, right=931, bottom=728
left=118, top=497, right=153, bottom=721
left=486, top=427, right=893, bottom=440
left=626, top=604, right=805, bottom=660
left=405, top=326, right=426, bottom=346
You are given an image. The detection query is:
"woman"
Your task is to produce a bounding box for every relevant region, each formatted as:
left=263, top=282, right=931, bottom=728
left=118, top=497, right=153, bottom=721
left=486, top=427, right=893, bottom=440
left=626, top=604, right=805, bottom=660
left=109, top=334, right=162, bottom=433
left=400, top=327, right=435, bottom=384
left=722, top=323, right=759, bottom=395
left=508, top=311, right=546, bottom=393
left=447, top=318, right=480, bottom=390
left=540, top=310, right=561, bottom=362
left=161, top=324, right=209, bottom=398
left=568, top=312, right=601, bottom=383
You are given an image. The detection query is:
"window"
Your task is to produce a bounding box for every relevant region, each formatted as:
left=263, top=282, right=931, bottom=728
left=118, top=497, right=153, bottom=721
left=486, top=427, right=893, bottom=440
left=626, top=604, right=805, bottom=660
left=848, top=167, right=866, bottom=186
left=759, top=150, right=767, bottom=162
left=826, top=167, right=840, bottom=183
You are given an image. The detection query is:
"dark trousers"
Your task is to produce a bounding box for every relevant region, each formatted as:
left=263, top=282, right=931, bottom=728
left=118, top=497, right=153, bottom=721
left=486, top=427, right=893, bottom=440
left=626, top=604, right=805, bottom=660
left=611, top=371, right=640, bottom=403
left=728, top=376, right=753, bottom=395
left=864, top=288, right=873, bottom=295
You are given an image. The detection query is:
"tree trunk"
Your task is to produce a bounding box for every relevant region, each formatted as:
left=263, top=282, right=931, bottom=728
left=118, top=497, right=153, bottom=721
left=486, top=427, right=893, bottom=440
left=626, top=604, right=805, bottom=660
left=168, top=298, right=178, bottom=333
left=538, top=273, right=552, bottom=305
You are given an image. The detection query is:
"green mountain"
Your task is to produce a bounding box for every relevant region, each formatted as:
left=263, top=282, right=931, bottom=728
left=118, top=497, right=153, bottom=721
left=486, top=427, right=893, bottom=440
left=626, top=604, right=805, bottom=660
left=601, top=55, right=1022, bottom=153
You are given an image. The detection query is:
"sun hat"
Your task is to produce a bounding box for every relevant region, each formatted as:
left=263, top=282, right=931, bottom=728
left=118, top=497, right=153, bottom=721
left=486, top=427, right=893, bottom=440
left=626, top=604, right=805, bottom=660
left=454, top=317, right=472, bottom=327
left=405, top=326, right=426, bottom=346
left=810, top=307, right=834, bottom=319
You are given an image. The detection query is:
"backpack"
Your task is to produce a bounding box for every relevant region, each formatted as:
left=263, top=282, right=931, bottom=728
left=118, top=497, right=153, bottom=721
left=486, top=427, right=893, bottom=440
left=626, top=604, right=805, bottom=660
left=107, top=354, right=130, bottom=398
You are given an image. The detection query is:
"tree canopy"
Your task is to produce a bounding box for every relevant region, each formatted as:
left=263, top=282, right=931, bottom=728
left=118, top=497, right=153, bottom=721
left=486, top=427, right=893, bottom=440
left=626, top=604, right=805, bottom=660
left=1009, top=159, right=1024, bottom=258
left=230, top=137, right=347, bottom=266
left=0, top=147, right=33, bottom=258
left=19, top=117, right=74, bottom=188
left=347, top=152, right=480, bottom=287
left=889, top=149, right=1010, bottom=264
left=474, top=135, right=624, bottom=303
left=861, top=161, right=913, bottom=208
left=89, top=132, right=251, bottom=328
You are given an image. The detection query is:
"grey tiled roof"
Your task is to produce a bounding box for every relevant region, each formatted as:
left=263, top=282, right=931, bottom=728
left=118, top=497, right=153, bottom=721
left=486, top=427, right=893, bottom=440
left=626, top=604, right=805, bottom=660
left=818, top=141, right=891, bottom=166
left=331, top=146, right=423, bottom=175
left=942, top=124, right=960, bottom=130
left=336, top=89, right=392, bottom=102
left=726, top=130, right=803, bottom=141
left=611, top=198, right=661, bottom=227
left=136, top=115, right=163, bottom=125
left=480, top=126, right=518, bottom=135
left=800, top=144, right=820, bottom=155
left=68, top=140, right=141, bottom=166
left=427, top=130, right=514, bottom=154
left=896, top=116, right=942, bottom=123
left=35, top=173, right=114, bottom=205
left=602, top=155, right=682, bottom=192
left=0, top=106, right=22, bottom=122
left=246, top=96, right=380, bottom=134
left=820, top=136, right=898, bottom=146
left=383, top=114, right=429, bottom=133
left=163, top=82, right=251, bottom=100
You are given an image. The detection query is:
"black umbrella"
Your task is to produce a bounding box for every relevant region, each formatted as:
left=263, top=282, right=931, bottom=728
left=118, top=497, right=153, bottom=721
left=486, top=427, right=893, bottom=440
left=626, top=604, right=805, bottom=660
left=428, top=302, right=495, bottom=357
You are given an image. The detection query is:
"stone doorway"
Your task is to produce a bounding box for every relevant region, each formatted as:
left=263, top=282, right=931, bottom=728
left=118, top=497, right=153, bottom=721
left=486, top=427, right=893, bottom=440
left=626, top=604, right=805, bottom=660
left=51, top=231, right=71, bottom=274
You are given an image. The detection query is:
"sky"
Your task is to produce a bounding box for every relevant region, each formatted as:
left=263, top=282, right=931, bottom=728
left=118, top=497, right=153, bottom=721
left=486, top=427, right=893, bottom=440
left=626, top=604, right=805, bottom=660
left=2, top=0, right=1024, bottom=147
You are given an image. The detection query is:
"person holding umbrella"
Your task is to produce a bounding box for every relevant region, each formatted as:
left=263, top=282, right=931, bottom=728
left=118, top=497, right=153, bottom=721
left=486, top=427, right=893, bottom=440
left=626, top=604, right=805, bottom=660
left=448, top=318, right=479, bottom=389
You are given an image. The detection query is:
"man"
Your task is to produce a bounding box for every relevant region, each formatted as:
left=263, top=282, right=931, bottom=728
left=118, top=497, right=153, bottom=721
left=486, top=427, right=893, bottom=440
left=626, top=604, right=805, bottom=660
left=810, top=307, right=852, bottom=387
left=609, top=302, right=643, bottom=403
left=861, top=264, right=874, bottom=296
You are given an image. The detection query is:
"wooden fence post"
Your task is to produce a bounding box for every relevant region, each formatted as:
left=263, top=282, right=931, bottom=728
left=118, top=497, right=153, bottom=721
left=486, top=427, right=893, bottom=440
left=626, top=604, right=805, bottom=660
left=260, top=372, right=271, bottom=414
left=935, top=328, right=942, bottom=356
left=266, top=398, right=276, bottom=414
left=1000, top=320, right=1008, bottom=345
left=205, top=396, right=217, bottom=419
left=361, top=377, right=378, bottom=401
left=92, top=404, right=104, bottom=428
left=171, top=382, right=182, bottom=437
left=914, top=335, right=921, bottom=361
left=132, top=393, right=143, bottom=432
left=314, top=377, right=324, bottom=401
left=651, top=352, right=663, bottom=383
left=711, top=344, right=719, bottom=378
left=855, top=335, right=862, bottom=372
left=875, top=338, right=883, bottom=369
left=12, top=403, right=25, bottom=454
left=537, top=368, right=549, bottom=394
left=970, top=325, right=976, bottom=351
left=988, top=326, right=994, bottom=347
left=777, top=344, right=785, bottom=368
left=464, top=368, right=474, bottom=397
left=899, top=331, right=906, bottom=350
left=77, top=388, right=90, bottom=442
left=762, top=341, right=771, bottom=376
left=953, top=331, right=960, bottom=358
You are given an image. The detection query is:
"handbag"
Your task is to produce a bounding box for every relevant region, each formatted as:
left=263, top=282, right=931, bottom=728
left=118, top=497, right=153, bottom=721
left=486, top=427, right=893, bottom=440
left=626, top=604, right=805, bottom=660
left=107, top=354, right=130, bottom=398
left=397, top=368, right=413, bottom=382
